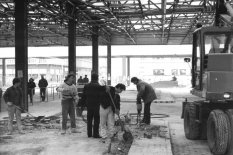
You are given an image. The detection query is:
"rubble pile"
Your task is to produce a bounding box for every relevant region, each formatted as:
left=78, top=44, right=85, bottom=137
left=0, top=112, right=62, bottom=135
left=0, top=112, right=169, bottom=155
left=102, top=114, right=169, bottom=155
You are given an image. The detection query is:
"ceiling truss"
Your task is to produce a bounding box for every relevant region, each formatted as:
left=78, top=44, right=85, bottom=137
left=0, top=0, right=223, bottom=47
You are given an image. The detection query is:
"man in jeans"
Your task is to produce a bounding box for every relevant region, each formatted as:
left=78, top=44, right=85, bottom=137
left=56, top=74, right=79, bottom=134
left=3, top=77, right=24, bottom=135
left=131, top=77, right=157, bottom=125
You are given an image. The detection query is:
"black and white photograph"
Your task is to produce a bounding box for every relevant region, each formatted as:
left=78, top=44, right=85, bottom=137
left=0, top=0, right=233, bottom=155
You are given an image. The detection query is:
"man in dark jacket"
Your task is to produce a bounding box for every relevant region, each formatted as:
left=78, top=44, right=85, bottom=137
left=99, top=83, right=126, bottom=140
left=81, top=73, right=102, bottom=138
left=131, top=77, right=157, bottom=125
left=77, top=76, right=83, bottom=84
left=28, top=78, right=36, bottom=104
left=83, top=75, right=89, bottom=84
left=38, top=75, right=48, bottom=102
left=3, top=77, right=24, bottom=135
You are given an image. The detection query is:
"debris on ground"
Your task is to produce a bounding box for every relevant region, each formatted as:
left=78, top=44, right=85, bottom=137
left=0, top=112, right=169, bottom=155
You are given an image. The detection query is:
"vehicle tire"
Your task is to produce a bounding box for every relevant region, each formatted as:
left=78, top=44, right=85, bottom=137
left=200, top=119, right=207, bottom=140
left=225, top=109, right=233, bottom=155
left=184, top=102, right=200, bottom=139
left=207, top=109, right=230, bottom=155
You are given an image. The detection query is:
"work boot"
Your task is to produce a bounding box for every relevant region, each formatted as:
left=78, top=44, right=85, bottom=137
left=93, top=135, right=101, bottom=138
left=71, top=128, right=80, bottom=133
left=61, top=130, right=66, bottom=135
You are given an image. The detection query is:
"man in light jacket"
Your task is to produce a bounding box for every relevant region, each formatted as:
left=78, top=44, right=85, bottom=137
left=131, top=77, right=157, bottom=125
left=56, top=74, right=79, bottom=134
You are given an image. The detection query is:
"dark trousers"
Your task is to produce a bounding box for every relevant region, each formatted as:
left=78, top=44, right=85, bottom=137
left=61, top=99, right=76, bottom=130
left=143, top=101, right=152, bottom=124
left=28, top=89, right=33, bottom=103
left=87, top=107, right=100, bottom=137
left=40, top=88, right=46, bottom=101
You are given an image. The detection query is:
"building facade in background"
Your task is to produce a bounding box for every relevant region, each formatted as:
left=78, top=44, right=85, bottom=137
left=0, top=58, right=92, bottom=87
left=0, top=56, right=191, bottom=88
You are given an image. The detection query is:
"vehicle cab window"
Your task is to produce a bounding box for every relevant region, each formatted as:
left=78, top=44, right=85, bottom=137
left=205, top=33, right=233, bottom=54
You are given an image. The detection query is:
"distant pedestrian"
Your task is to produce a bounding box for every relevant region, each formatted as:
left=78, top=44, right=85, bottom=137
left=56, top=74, right=79, bottom=134
left=131, top=77, right=157, bottom=125
left=77, top=76, right=84, bottom=84
left=81, top=73, right=102, bottom=138
left=172, top=76, right=177, bottom=81
left=27, top=78, right=36, bottom=104
left=38, top=75, right=48, bottom=102
left=99, top=83, right=126, bottom=141
left=83, top=75, right=89, bottom=84
left=3, top=77, right=24, bottom=135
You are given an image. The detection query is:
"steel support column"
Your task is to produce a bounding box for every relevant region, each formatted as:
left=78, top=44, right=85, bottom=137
left=68, top=19, right=76, bottom=83
left=122, top=57, right=127, bottom=83
left=127, top=57, right=130, bottom=86
left=161, top=0, right=166, bottom=44
left=107, top=44, right=111, bottom=85
left=15, top=0, right=28, bottom=111
left=2, top=58, right=6, bottom=86
left=92, top=26, right=99, bottom=74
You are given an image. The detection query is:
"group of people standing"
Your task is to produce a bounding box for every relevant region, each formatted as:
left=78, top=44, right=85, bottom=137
left=3, top=73, right=156, bottom=140
left=77, top=75, right=89, bottom=84
left=27, top=75, right=48, bottom=103
left=57, top=73, right=157, bottom=143
left=80, top=74, right=126, bottom=140
left=57, top=73, right=126, bottom=141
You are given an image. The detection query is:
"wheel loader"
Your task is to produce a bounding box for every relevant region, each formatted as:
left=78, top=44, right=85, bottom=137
left=181, top=0, right=233, bottom=155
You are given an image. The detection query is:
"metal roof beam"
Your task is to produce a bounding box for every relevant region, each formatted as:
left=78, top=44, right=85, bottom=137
left=103, top=0, right=136, bottom=44
left=167, top=0, right=179, bottom=44
left=137, top=0, right=144, bottom=18
left=161, top=0, right=166, bottom=44
left=180, top=12, right=201, bottom=44
left=74, top=3, right=110, bottom=44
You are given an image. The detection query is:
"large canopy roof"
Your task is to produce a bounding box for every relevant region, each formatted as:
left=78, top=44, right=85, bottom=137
left=0, top=0, right=217, bottom=47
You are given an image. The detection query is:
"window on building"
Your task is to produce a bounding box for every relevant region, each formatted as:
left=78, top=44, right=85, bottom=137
left=171, top=69, right=178, bottom=75
left=153, top=69, right=164, bottom=75
left=180, top=69, right=186, bottom=75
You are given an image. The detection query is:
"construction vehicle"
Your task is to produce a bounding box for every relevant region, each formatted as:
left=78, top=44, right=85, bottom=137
left=182, top=0, right=233, bottom=155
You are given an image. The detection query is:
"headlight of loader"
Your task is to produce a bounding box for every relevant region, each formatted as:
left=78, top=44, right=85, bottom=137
left=223, top=92, right=232, bottom=99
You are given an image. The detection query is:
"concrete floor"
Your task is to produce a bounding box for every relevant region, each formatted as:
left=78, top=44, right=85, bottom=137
left=0, top=87, right=212, bottom=155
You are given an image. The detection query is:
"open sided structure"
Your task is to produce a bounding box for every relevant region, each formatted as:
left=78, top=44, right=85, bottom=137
left=0, top=0, right=218, bottom=47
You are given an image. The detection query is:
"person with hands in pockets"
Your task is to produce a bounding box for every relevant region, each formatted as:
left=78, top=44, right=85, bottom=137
left=3, top=77, right=24, bottom=135
left=56, top=74, right=79, bottom=135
